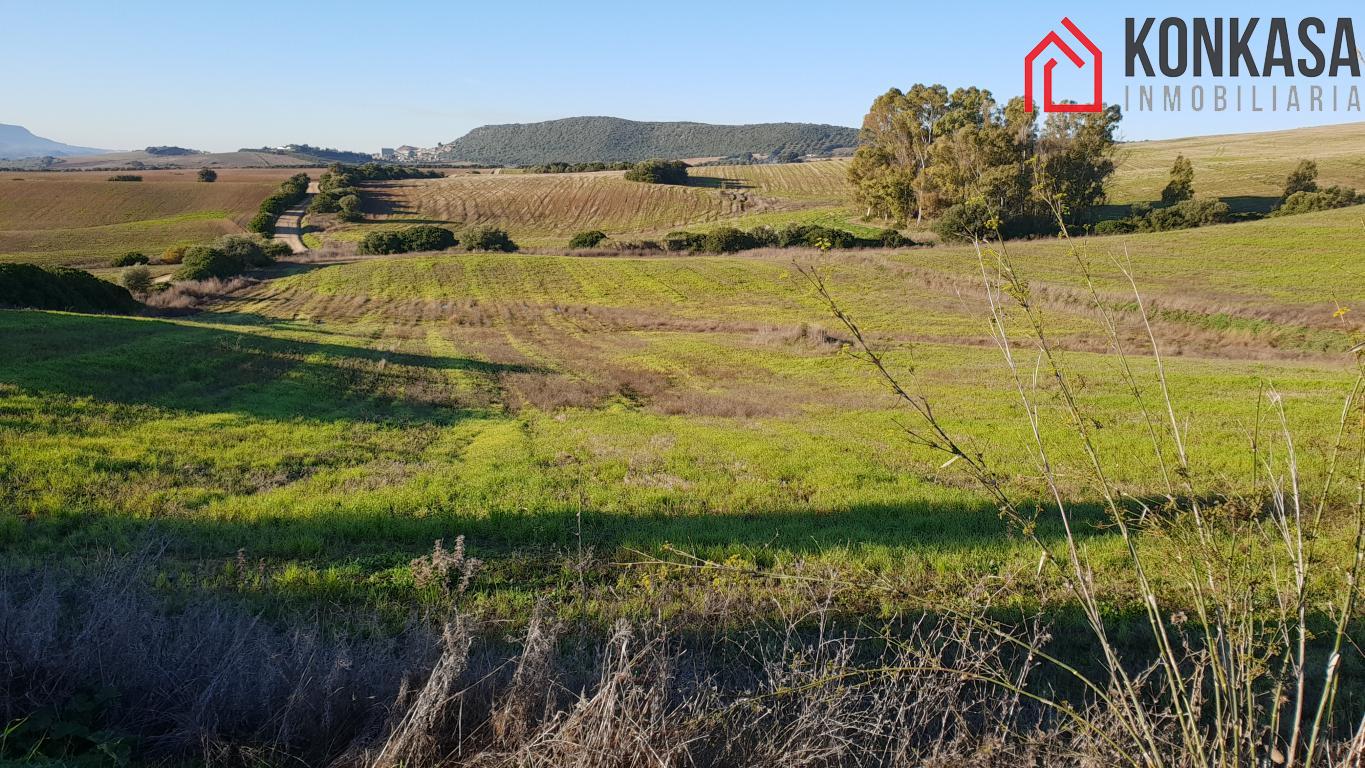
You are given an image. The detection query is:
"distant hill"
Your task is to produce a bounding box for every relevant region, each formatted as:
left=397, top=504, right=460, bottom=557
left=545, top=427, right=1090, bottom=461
left=433, top=117, right=859, bottom=165
left=0, top=123, right=111, bottom=159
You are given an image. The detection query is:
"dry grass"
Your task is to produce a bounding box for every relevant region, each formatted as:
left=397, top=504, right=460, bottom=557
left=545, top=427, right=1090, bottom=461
left=0, top=170, right=306, bottom=267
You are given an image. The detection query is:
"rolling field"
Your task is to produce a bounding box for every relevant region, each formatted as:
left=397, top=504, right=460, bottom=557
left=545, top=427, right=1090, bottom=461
left=3, top=203, right=1362, bottom=626
left=355, top=170, right=837, bottom=247
left=1108, top=121, right=1365, bottom=203
left=0, top=169, right=318, bottom=266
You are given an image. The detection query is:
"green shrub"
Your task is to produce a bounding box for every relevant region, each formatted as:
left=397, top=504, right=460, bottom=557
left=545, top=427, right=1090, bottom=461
left=932, top=201, right=995, bottom=243
left=1274, top=186, right=1362, bottom=216
left=110, top=251, right=149, bottom=267
left=401, top=225, right=458, bottom=252
left=0, top=263, right=140, bottom=313
left=701, top=227, right=758, bottom=253
left=463, top=226, right=518, bottom=253
left=197, top=168, right=218, bottom=182
left=175, top=245, right=242, bottom=281
left=215, top=235, right=276, bottom=268
left=337, top=195, right=362, bottom=222
left=1093, top=218, right=1138, bottom=235
left=664, top=231, right=704, bottom=252
left=107, top=174, right=142, bottom=182
left=1145, top=198, right=1230, bottom=231
left=875, top=228, right=907, bottom=248
left=775, top=224, right=814, bottom=248
left=568, top=230, right=608, bottom=249
left=262, top=240, right=293, bottom=261
left=800, top=225, right=858, bottom=249
left=625, top=159, right=689, bottom=185
left=359, top=231, right=407, bottom=255
left=248, top=211, right=276, bottom=236
left=120, top=266, right=153, bottom=294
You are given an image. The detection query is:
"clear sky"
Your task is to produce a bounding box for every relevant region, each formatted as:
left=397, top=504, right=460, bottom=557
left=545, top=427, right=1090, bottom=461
left=2, top=0, right=1361, bottom=152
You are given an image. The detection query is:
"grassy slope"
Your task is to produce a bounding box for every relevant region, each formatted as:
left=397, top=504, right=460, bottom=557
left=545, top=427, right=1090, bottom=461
left=3, top=205, right=1361, bottom=624
left=1108, top=122, right=1365, bottom=203
left=0, top=169, right=311, bottom=267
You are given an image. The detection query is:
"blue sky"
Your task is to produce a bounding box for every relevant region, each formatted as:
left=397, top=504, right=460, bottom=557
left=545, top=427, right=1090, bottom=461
left=2, top=1, right=1361, bottom=152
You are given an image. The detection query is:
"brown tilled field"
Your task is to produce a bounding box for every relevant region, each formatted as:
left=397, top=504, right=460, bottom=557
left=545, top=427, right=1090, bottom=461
left=0, top=168, right=324, bottom=267
left=361, top=169, right=831, bottom=244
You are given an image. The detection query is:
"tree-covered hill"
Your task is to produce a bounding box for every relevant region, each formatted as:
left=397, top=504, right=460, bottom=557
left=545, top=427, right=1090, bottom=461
left=434, top=116, right=858, bottom=165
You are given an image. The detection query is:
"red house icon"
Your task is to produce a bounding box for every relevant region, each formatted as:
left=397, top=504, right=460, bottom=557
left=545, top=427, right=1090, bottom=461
left=1024, top=18, right=1103, bottom=113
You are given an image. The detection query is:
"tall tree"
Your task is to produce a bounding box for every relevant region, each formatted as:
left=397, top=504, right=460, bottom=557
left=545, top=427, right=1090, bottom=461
left=1160, top=154, right=1195, bottom=204
left=1282, top=159, right=1319, bottom=197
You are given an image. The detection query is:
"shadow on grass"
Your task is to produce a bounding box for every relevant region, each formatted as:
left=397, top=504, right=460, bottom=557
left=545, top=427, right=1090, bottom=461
left=0, top=309, right=539, bottom=423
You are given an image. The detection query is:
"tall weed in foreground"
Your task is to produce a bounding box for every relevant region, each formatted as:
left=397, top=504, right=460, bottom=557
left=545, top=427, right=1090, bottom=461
left=793, top=215, right=1365, bottom=767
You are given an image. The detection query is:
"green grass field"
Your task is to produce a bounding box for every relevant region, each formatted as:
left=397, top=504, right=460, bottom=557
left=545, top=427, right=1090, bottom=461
left=4, top=200, right=1362, bottom=626
left=2, top=124, right=1364, bottom=631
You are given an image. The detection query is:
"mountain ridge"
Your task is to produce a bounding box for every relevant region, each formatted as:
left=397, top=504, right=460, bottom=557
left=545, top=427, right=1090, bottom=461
left=432, top=116, right=859, bottom=165
left=0, top=123, right=112, bottom=159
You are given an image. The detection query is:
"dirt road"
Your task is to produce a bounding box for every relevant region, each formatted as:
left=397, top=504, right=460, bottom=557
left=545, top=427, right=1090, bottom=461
left=272, top=181, right=319, bottom=254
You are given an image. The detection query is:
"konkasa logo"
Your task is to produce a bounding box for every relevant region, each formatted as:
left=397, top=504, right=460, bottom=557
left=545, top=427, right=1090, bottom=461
left=1024, top=17, right=1103, bottom=113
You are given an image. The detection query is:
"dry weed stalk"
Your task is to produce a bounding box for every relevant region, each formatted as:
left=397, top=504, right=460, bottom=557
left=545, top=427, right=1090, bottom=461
left=791, top=208, right=1365, bottom=767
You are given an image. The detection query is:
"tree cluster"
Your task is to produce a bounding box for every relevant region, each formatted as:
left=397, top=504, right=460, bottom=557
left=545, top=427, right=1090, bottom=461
left=663, top=223, right=907, bottom=254
left=525, top=161, right=634, bottom=174
left=174, top=235, right=289, bottom=281
left=848, top=84, right=1121, bottom=240
left=1272, top=160, right=1363, bottom=216
left=248, top=173, right=311, bottom=236
left=0, top=263, right=140, bottom=313
left=624, top=160, right=689, bottom=185
left=358, top=225, right=517, bottom=255
left=311, top=163, right=442, bottom=222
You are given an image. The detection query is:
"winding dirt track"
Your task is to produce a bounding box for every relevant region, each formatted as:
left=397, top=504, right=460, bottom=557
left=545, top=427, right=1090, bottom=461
left=272, top=181, right=319, bottom=253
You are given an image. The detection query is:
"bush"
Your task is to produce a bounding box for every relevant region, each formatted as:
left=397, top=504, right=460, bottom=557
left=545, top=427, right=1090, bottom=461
left=932, top=201, right=995, bottom=243
left=0, top=263, right=140, bottom=313
left=775, top=224, right=814, bottom=248
left=360, top=231, right=407, bottom=255
left=462, top=226, right=518, bottom=253
left=337, top=195, right=362, bottom=222
left=698, top=227, right=756, bottom=253
left=800, top=225, right=859, bottom=249
left=110, top=252, right=149, bottom=267
left=120, top=266, right=153, bottom=294
left=1274, top=186, right=1362, bottom=216
left=1093, top=218, right=1138, bottom=235
left=197, top=168, right=218, bottom=182
left=248, top=211, right=276, bottom=236
left=262, top=240, right=293, bottom=261
left=664, top=231, right=704, bottom=252
left=625, top=159, right=689, bottom=185
left=567, top=230, right=608, bottom=249
left=401, top=225, right=458, bottom=252
left=215, top=235, right=276, bottom=269
left=1145, top=198, right=1229, bottom=231
left=107, top=174, right=142, bottom=182
left=175, top=245, right=242, bottom=281
left=161, top=244, right=190, bottom=264
left=877, top=228, right=909, bottom=248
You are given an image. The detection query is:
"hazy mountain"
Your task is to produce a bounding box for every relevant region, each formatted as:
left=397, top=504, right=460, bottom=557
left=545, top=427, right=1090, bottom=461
left=0, top=124, right=112, bottom=159
left=434, top=116, right=859, bottom=165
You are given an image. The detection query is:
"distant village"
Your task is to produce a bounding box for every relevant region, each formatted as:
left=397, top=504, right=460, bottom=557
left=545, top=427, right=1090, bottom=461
left=375, top=144, right=448, bottom=163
